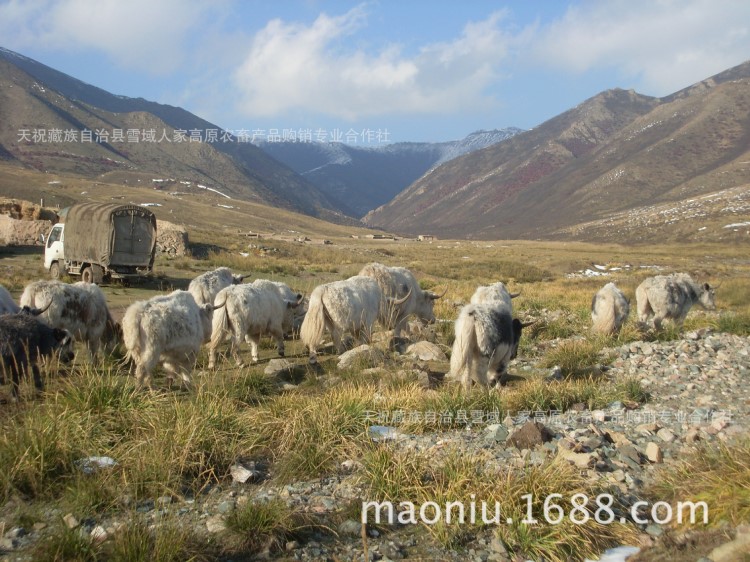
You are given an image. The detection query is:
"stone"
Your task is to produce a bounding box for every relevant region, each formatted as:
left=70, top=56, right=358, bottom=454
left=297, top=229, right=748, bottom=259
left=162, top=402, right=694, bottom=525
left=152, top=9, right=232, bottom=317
left=487, top=425, right=509, bottom=443
left=707, top=532, right=750, bottom=562
left=206, top=515, right=226, bottom=533
left=508, top=421, right=553, bottom=450
left=217, top=500, right=235, bottom=514
left=617, top=444, right=642, bottom=470
left=405, top=341, right=447, bottom=362
left=156, top=496, right=173, bottom=507
left=559, top=449, right=596, bottom=468
left=264, top=358, right=293, bottom=376
left=645, top=523, right=664, bottom=537
left=337, top=345, right=386, bottom=370
left=90, top=526, right=108, bottom=544
left=338, top=519, right=362, bottom=537
left=656, top=428, right=676, bottom=442
left=645, top=442, right=663, bottom=463
left=63, top=513, right=79, bottom=529
left=230, top=462, right=260, bottom=483
left=5, top=528, right=26, bottom=539
left=685, top=427, right=702, bottom=444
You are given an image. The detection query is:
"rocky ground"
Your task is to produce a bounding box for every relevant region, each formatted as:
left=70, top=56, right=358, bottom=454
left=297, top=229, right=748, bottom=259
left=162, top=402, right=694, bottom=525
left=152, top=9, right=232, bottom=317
left=1, top=329, right=749, bottom=561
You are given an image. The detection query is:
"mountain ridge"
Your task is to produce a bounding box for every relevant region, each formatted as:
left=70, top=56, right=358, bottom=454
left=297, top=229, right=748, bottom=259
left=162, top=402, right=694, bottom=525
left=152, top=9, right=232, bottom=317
left=255, top=128, right=522, bottom=217
left=363, top=61, right=750, bottom=241
left=0, top=46, right=349, bottom=222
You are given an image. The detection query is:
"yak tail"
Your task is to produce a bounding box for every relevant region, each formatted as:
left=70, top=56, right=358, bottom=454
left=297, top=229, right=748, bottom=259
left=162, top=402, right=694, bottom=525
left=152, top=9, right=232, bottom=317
left=450, top=310, right=476, bottom=377
left=121, top=301, right=147, bottom=365
left=591, top=293, right=617, bottom=335
left=18, top=282, right=39, bottom=310
left=210, top=292, right=233, bottom=350
left=300, top=286, right=329, bottom=350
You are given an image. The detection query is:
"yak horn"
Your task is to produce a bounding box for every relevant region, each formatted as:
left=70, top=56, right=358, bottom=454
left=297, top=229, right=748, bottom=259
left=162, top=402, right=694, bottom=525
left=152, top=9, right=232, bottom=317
left=520, top=320, right=536, bottom=328
left=510, top=291, right=521, bottom=299
left=429, top=286, right=448, bottom=300
left=29, top=299, right=53, bottom=316
left=392, top=288, right=412, bottom=306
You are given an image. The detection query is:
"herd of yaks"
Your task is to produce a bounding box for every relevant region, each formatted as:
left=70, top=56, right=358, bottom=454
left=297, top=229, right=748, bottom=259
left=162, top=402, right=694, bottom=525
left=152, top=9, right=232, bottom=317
left=0, top=264, right=717, bottom=400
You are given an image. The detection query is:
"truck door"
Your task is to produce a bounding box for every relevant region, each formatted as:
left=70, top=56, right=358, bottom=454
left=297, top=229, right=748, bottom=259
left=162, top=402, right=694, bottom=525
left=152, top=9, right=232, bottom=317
left=44, top=225, right=65, bottom=274
left=112, top=211, right=154, bottom=265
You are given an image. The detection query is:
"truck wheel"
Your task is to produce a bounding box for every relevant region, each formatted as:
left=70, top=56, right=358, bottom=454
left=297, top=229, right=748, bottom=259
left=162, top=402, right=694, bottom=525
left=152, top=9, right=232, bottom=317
left=49, top=262, right=61, bottom=280
left=81, top=266, right=94, bottom=283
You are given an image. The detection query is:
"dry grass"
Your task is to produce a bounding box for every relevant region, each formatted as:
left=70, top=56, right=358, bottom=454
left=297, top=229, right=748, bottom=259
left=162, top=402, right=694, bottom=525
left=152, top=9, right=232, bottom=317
left=645, top=438, right=750, bottom=528
left=0, top=232, right=747, bottom=560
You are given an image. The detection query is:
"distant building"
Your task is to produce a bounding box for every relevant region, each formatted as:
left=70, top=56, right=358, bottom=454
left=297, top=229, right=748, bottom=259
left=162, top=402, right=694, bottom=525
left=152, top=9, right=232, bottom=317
left=417, top=234, right=436, bottom=242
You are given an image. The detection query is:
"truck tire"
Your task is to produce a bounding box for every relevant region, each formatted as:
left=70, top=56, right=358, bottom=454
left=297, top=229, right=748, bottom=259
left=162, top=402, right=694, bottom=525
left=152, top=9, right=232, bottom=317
left=91, top=264, right=104, bottom=284
left=49, top=262, right=61, bottom=280
left=81, top=266, right=94, bottom=284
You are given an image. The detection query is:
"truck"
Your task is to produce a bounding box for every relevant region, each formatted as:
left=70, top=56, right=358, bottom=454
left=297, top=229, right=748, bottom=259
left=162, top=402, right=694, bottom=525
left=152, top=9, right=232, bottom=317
left=44, top=203, right=157, bottom=283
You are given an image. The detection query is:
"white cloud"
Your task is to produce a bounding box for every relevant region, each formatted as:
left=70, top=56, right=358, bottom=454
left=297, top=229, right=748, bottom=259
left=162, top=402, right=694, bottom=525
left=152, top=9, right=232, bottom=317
left=232, top=6, right=517, bottom=120
left=530, top=0, right=750, bottom=95
left=0, top=0, right=214, bottom=74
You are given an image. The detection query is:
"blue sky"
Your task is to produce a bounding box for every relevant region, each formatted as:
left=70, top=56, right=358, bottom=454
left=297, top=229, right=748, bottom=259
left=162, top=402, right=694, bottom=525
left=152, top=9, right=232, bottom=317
left=1, top=0, right=749, bottom=143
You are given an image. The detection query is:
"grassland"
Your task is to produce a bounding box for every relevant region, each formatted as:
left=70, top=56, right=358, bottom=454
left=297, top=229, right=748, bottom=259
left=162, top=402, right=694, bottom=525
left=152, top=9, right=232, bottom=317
left=1, top=224, right=749, bottom=561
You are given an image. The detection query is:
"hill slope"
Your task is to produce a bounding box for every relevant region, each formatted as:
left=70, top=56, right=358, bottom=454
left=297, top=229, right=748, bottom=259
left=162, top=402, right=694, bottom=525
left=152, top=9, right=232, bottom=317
left=364, top=61, right=750, bottom=241
left=0, top=47, right=347, bottom=222
left=257, top=129, right=522, bottom=217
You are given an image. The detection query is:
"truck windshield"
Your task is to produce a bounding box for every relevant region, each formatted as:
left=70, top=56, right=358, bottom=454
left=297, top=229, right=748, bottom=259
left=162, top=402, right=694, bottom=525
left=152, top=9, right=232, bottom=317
left=47, top=227, right=62, bottom=248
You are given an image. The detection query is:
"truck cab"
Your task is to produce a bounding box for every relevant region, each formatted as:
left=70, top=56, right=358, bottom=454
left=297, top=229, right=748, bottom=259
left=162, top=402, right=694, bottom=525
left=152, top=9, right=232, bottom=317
left=44, top=224, right=65, bottom=279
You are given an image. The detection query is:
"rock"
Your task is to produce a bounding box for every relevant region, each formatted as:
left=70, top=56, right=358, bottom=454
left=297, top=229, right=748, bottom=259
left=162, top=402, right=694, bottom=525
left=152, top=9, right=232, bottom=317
left=0, top=537, right=16, bottom=551
left=63, top=513, right=79, bottom=529
left=286, top=540, right=300, bottom=551
left=217, top=500, right=235, bottom=514
left=90, top=526, right=108, bottom=544
left=405, top=341, right=446, bottom=362
left=264, top=358, right=293, bottom=376
left=486, top=425, right=509, bottom=443
left=231, top=461, right=261, bottom=483
left=685, top=427, right=702, bottom=444
left=338, top=519, right=362, bottom=537
left=645, top=442, right=663, bottom=463
left=656, top=428, right=676, bottom=443
left=645, top=523, right=664, bottom=537
left=368, top=426, right=405, bottom=442
left=338, top=345, right=386, bottom=370
left=155, top=219, right=189, bottom=257
left=341, top=459, right=362, bottom=471
left=508, top=421, right=553, bottom=450
left=559, top=449, right=596, bottom=468
left=156, top=496, right=173, bottom=507
left=617, top=444, right=642, bottom=470
left=707, top=532, right=750, bottom=562
left=546, top=366, right=563, bottom=381
left=206, top=515, right=226, bottom=533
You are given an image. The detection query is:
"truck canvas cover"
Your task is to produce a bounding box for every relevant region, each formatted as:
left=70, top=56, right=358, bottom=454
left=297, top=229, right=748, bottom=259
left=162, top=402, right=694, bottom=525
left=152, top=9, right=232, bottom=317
left=62, top=203, right=157, bottom=268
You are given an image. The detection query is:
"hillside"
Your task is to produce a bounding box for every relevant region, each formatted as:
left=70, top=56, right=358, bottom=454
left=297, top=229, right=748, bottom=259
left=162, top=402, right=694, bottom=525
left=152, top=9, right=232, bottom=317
left=0, top=47, right=347, bottom=223
left=256, top=129, right=522, bottom=217
left=0, top=164, right=375, bottom=243
left=363, top=61, right=750, bottom=242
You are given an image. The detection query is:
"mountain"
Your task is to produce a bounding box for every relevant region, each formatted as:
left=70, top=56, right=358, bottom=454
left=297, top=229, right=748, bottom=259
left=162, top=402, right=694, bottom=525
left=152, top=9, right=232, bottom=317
left=255, top=128, right=522, bottom=217
left=363, top=61, right=750, bottom=241
left=0, top=47, right=347, bottom=222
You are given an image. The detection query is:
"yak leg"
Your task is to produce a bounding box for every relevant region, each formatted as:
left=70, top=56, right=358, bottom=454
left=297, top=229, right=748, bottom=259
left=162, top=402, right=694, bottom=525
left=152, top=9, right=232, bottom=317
left=271, top=326, right=285, bottom=358
left=473, top=352, right=491, bottom=388
left=331, top=328, right=345, bottom=354
left=247, top=334, right=260, bottom=363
